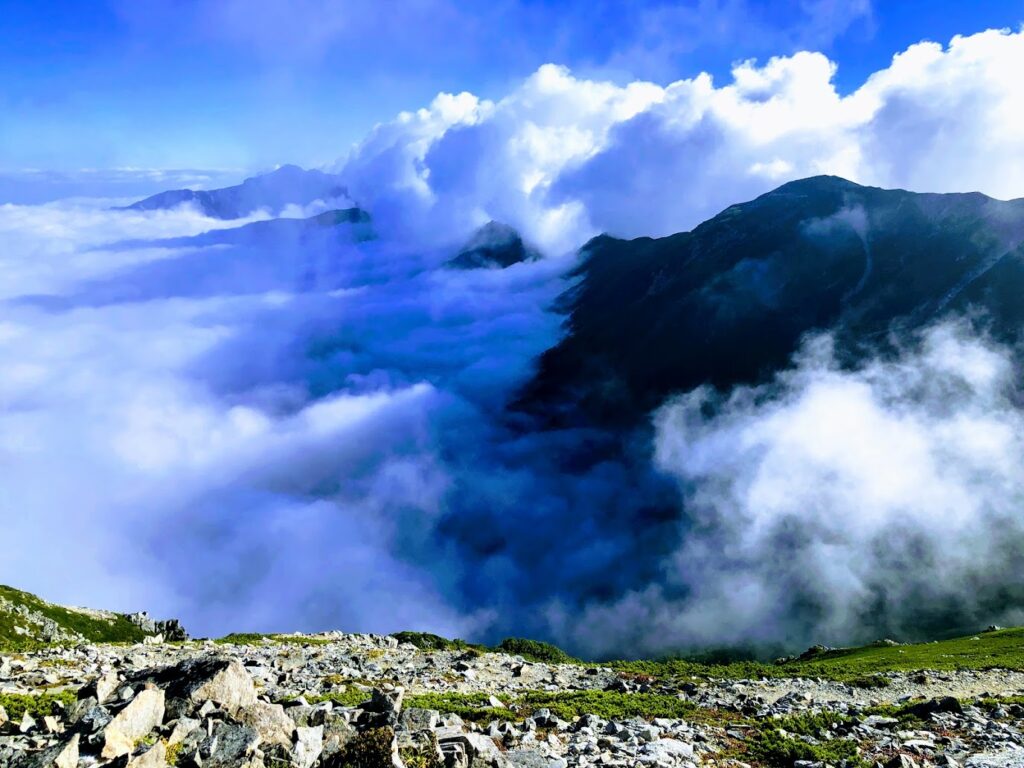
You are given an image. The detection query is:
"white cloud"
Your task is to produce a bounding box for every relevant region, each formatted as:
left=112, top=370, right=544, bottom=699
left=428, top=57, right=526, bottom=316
left=0, top=196, right=569, bottom=638
left=554, top=324, right=1024, bottom=657
left=339, top=27, right=1024, bottom=252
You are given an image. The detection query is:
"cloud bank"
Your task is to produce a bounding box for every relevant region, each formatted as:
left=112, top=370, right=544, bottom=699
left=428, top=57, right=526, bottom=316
left=0, top=197, right=569, bottom=638
left=5, top=28, right=1024, bottom=656
left=339, top=27, right=1024, bottom=252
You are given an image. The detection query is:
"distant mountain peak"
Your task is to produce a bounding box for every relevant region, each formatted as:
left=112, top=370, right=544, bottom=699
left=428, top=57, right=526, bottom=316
left=120, top=165, right=350, bottom=220
left=447, top=221, right=541, bottom=269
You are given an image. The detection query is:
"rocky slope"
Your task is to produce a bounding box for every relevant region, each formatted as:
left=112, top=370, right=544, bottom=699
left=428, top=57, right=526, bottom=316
left=0, top=586, right=184, bottom=651
left=4, top=627, right=1024, bottom=768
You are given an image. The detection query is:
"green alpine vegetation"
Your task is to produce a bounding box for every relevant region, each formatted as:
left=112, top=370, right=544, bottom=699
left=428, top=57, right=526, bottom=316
left=0, top=584, right=148, bottom=651
left=495, top=638, right=578, bottom=664
left=391, top=631, right=488, bottom=654
left=392, top=691, right=696, bottom=723
left=0, top=690, right=78, bottom=722
left=385, top=624, right=1024, bottom=683
left=214, top=632, right=333, bottom=646
left=608, top=626, right=1024, bottom=682
left=387, top=633, right=574, bottom=664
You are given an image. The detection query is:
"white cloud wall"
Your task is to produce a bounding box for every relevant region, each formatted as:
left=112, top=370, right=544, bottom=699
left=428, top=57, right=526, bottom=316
left=339, top=28, right=1024, bottom=252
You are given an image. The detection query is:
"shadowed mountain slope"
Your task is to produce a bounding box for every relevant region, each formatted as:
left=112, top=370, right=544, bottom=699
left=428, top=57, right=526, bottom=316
left=520, top=176, right=1024, bottom=426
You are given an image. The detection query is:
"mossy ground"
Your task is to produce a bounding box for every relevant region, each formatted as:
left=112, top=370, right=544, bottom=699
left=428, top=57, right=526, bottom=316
left=164, top=740, right=183, bottom=766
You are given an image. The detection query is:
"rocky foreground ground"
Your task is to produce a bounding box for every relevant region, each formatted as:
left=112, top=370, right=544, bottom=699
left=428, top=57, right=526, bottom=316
left=2, top=632, right=1024, bottom=768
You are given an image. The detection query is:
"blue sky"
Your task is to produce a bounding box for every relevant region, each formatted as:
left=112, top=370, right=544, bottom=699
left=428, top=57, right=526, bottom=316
left=2, top=0, right=1022, bottom=180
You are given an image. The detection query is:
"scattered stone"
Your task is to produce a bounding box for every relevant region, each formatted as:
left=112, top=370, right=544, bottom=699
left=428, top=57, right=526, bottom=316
left=3, top=628, right=1024, bottom=768
left=15, top=733, right=79, bottom=768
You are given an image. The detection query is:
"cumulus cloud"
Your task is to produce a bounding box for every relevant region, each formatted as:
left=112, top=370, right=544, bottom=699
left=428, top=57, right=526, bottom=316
left=553, top=324, right=1024, bottom=657
left=339, top=28, right=1024, bottom=251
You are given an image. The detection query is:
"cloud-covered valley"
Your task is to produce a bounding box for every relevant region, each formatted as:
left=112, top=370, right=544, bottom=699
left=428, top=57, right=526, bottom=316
left=6, top=27, right=1024, bottom=657
left=0, top=198, right=572, bottom=639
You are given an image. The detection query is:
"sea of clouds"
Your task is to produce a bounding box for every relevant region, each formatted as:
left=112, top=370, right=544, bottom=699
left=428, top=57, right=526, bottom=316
left=5, top=28, right=1024, bottom=655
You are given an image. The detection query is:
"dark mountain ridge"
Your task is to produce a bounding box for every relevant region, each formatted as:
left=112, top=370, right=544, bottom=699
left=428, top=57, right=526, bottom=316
left=520, top=176, right=1024, bottom=426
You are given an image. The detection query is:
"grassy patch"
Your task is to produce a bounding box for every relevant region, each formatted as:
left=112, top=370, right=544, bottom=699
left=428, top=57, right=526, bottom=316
left=392, top=632, right=487, bottom=654
left=405, top=692, right=515, bottom=722
left=391, top=633, right=572, bottom=663
left=608, top=627, right=1024, bottom=683
left=214, top=632, right=332, bottom=646
left=743, top=727, right=866, bottom=768
left=0, top=690, right=77, bottom=721
left=848, top=674, right=892, bottom=689
left=497, top=638, right=578, bottom=664
left=518, top=690, right=692, bottom=721
left=608, top=657, right=785, bottom=681
left=401, top=690, right=695, bottom=724
left=775, top=627, right=1024, bottom=678
left=977, top=694, right=1024, bottom=711
left=301, top=688, right=375, bottom=708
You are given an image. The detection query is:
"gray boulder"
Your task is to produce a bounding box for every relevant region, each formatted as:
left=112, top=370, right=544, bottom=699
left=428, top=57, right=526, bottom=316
left=101, top=686, right=166, bottom=759
left=141, top=656, right=257, bottom=718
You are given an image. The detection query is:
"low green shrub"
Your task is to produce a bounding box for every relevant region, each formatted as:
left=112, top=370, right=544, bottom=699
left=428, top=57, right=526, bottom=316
left=518, top=690, right=694, bottom=722
left=0, top=690, right=77, bottom=721
left=496, top=638, right=576, bottom=664
left=340, top=727, right=397, bottom=768
left=849, top=674, right=892, bottom=689
left=392, top=632, right=486, bottom=654
left=745, top=727, right=865, bottom=768
left=405, top=692, right=514, bottom=723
